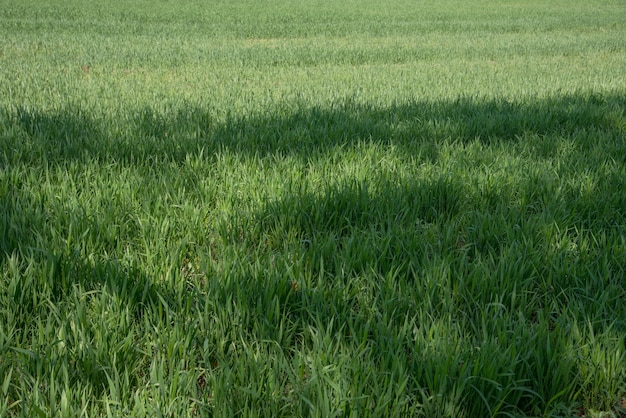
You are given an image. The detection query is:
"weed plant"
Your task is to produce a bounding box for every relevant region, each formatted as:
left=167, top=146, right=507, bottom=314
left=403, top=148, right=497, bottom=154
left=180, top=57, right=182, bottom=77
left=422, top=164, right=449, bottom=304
left=1, top=0, right=625, bottom=416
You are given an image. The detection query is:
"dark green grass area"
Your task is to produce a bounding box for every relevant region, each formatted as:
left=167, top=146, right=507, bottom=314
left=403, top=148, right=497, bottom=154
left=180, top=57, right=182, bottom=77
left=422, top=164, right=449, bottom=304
left=3, top=93, right=624, bottom=164
left=1, top=92, right=625, bottom=416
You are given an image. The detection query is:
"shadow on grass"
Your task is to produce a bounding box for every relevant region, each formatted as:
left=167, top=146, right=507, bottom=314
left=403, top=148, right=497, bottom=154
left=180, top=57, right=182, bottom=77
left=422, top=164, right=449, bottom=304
left=0, top=188, right=187, bottom=397
left=233, top=172, right=625, bottom=415
left=2, top=92, right=624, bottom=166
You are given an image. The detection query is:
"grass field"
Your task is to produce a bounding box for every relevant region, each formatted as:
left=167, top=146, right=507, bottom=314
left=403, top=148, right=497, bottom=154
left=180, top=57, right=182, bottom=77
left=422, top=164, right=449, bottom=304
left=1, top=0, right=625, bottom=416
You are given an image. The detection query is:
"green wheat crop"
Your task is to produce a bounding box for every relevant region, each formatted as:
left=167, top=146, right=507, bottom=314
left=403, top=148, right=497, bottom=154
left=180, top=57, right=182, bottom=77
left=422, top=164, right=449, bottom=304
left=1, top=0, right=625, bottom=416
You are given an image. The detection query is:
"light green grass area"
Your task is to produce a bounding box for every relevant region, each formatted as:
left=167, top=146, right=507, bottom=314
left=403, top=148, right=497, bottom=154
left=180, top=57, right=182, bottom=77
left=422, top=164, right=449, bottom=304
left=1, top=0, right=625, bottom=416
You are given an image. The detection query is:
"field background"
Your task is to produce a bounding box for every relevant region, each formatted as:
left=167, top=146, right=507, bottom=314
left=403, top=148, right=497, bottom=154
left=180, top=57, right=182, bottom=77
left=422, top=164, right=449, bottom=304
left=1, top=0, right=625, bottom=416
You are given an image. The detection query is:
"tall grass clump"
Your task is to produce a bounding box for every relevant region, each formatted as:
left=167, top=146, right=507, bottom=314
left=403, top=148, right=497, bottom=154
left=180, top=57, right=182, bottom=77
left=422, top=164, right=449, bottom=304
left=1, top=0, right=625, bottom=416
